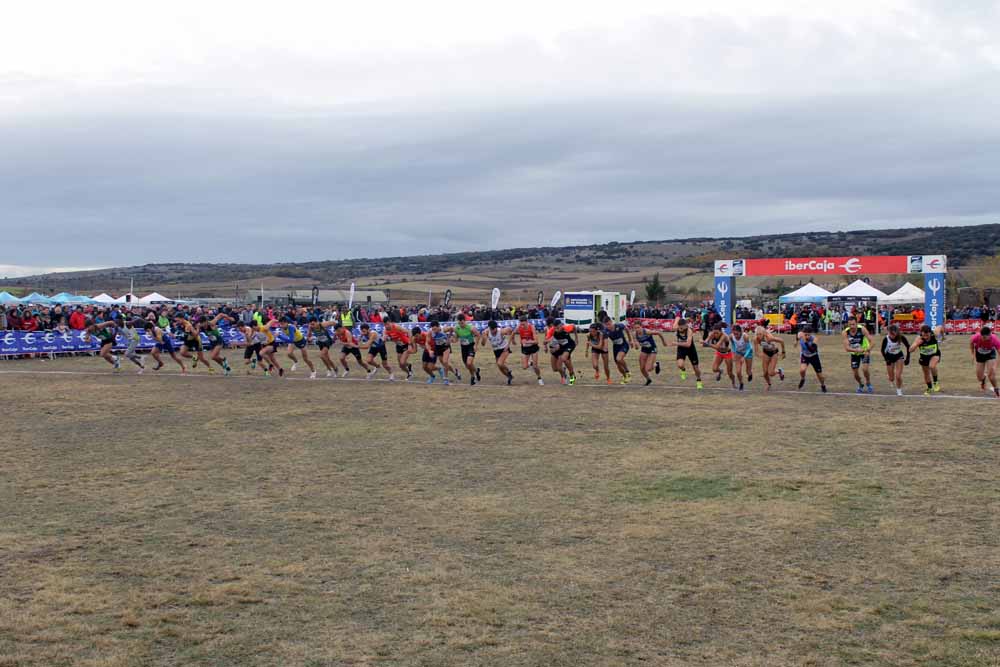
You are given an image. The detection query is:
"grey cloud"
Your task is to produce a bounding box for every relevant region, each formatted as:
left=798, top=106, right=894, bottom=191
left=1, top=81, right=999, bottom=268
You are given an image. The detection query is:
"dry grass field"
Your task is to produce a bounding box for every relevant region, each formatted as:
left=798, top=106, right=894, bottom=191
left=2, top=335, right=999, bottom=666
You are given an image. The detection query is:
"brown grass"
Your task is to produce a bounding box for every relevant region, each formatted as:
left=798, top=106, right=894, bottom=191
left=2, top=336, right=999, bottom=666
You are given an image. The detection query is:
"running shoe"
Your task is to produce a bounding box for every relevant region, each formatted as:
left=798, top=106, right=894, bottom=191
left=538, top=378, right=544, bottom=386
left=866, top=384, right=874, bottom=393
left=981, top=379, right=987, bottom=391
left=738, top=382, right=744, bottom=391
left=113, top=356, right=121, bottom=371
left=326, top=371, right=333, bottom=378
left=568, top=376, right=576, bottom=385
left=896, top=388, right=903, bottom=396
left=645, top=378, right=652, bottom=386
left=290, top=362, right=297, bottom=372
left=443, top=378, right=450, bottom=386
left=406, top=370, right=413, bottom=380
left=655, top=362, right=661, bottom=375
left=560, top=376, right=567, bottom=385
left=680, top=370, right=687, bottom=381
left=207, top=366, right=216, bottom=374
left=153, top=362, right=164, bottom=371
left=715, top=370, right=722, bottom=382
left=470, top=377, right=476, bottom=386
left=696, top=380, right=704, bottom=390
left=594, top=372, right=600, bottom=380
left=366, top=368, right=377, bottom=380
left=278, top=368, right=285, bottom=378
left=856, top=386, right=865, bottom=394
left=747, top=372, right=753, bottom=382
left=506, top=372, right=513, bottom=386
left=224, top=367, right=231, bottom=377
left=995, top=387, right=1000, bottom=398
left=606, top=378, right=613, bottom=385
left=475, top=367, right=481, bottom=382
left=821, top=385, right=828, bottom=393
left=797, top=379, right=805, bottom=390
left=932, top=382, right=941, bottom=393
left=778, top=368, right=785, bottom=381
left=341, top=370, right=349, bottom=378
left=309, top=371, right=317, bottom=379
left=137, top=367, right=144, bottom=375
left=620, top=378, right=628, bottom=385
left=426, top=377, right=435, bottom=384
left=250, top=359, right=257, bottom=370
left=388, top=374, right=396, bottom=381
left=923, top=388, right=931, bottom=396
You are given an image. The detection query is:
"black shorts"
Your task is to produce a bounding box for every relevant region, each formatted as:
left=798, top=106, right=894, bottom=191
left=244, top=342, right=262, bottom=359
left=204, top=338, right=223, bottom=351
left=883, top=352, right=904, bottom=365
left=292, top=338, right=307, bottom=350
left=269, top=341, right=280, bottom=353
left=317, top=339, right=333, bottom=350
left=850, top=353, right=870, bottom=369
left=918, top=352, right=940, bottom=367
left=493, top=347, right=509, bottom=359
left=422, top=349, right=436, bottom=364
left=521, top=344, right=539, bottom=356
left=342, top=346, right=362, bottom=360
left=156, top=339, right=175, bottom=353
left=434, top=344, right=450, bottom=357
left=612, top=342, right=629, bottom=357
left=975, top=351, right=996, bottom=364
left=639, top=345, right=656, bottom=355
left=368, top=344, right=387, bottom=361
left=460, top=344, right=476, bottom=362
left=183, top=337, right=202, bottom=351
left=761, top=346, right=779, bottom=358
left=676, top=345, right=699, bottom=364
left=591, top=347, right=607, bottom=355
left=801, top=355, right=823, bottom=372
left=395, top=343, right=409, bottom=355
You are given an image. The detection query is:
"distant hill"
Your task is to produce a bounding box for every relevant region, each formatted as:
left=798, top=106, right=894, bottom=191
left=7, top=224, right=999, bottom=302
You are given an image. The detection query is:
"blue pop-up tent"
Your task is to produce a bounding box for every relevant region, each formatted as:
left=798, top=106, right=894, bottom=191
left=21, top=293, right=55, bottom=305
left=0, top=291, right=22, bottom=304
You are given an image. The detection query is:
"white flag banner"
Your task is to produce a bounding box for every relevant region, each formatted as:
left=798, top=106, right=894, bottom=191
left=550, top=291, right=562, bottom=308
left=491, top=288, right=501, bottom=309
left=348, top=282, right=356, bottom=309
left=629, top=289, right=636, bottom=305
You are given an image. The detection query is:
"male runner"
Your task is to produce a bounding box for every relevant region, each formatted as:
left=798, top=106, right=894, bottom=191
left=880, top=324, right=910, bottom=396
left=671, top=317, right=703, bottom=389
left=842, top=316, right=874, bottom=394
left=453, top=315, right=482, bottom=386
left=359, top=323, right=394, bottom=380
left=482, top=320, right=515, bottom=385
left=512, top=315, right=544, bottom=385
left=909, top=324, right=942, bottom=395
left=969, top=325, right=1000, bottom=397
left=796, top=324, right=828, bottom=393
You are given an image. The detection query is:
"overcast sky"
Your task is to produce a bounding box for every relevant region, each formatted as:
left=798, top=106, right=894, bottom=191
left=1, top=1, right=998, bottom=277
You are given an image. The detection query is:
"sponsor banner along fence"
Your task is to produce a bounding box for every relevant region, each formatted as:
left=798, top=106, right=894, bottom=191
left=0, top=320, right=545, bottom=357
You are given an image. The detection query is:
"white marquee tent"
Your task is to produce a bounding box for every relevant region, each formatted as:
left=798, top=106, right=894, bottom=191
left=778, top=282, right=834, bottom=304
left=91, top=293, right=117, bottom=303
left=881, top=282, right=925, bottom=305
left=136, top=292, right=173, bottom=304
left=831, top=279, right=889, bottom=301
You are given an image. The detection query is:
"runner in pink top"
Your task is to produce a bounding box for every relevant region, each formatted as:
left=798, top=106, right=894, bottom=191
left=969, top=326, right=1000, bottom=397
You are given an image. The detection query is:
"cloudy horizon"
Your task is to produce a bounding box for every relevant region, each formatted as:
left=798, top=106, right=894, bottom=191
left=2, top=1, right=999, bottom=276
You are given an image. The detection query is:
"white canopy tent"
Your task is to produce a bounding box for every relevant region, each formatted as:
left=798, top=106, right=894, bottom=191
left=778, top=282, right=834, bottom=304
left=136, top=292, right=173, bottom=305
left=831, top=280, right=888, bottom=301
left=91, top=293, right=117, bottom=304
left=881, top=282, right=925, bottom=305
left=112, top=293, right=137, bottom=304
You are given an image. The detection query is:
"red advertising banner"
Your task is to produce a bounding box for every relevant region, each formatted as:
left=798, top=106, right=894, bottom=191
left=743, top=256, right=910, bottom=277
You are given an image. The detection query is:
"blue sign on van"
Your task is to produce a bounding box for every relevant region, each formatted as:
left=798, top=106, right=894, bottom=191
left=564, top=294, right=594, bottom=307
